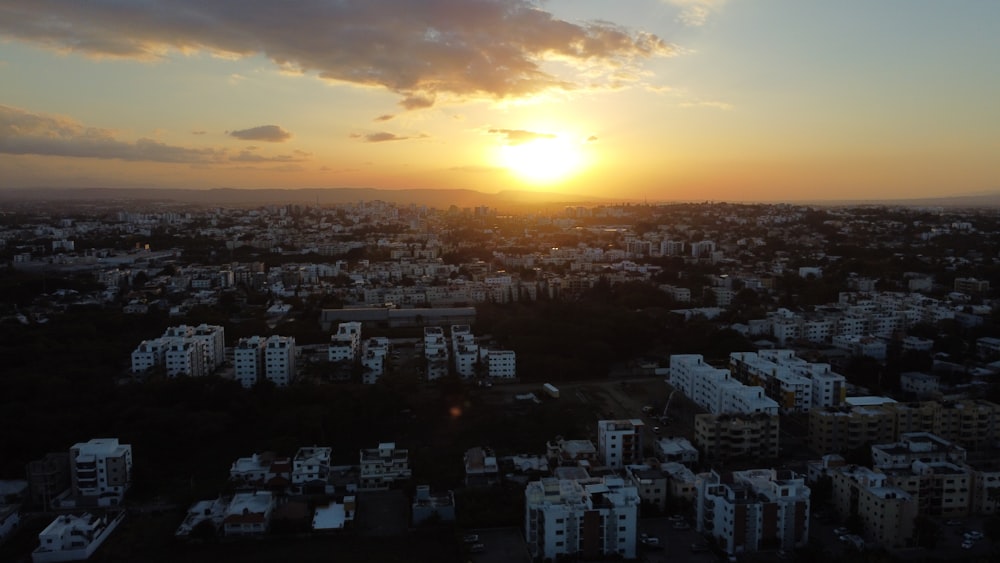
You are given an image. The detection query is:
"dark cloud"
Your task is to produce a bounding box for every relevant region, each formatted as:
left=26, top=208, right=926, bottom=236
left=0, top=104, right=223, bottom=163
left=374, top=114, right=395, bottom=122
left=0, top=1, right=671, bottom=107
left=488, top=128, right=556, bottom=145
left=229, top=125, right=292, bottom=142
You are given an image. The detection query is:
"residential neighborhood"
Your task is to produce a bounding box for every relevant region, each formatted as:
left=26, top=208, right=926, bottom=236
left=2, top=196, right=1000, bottom=562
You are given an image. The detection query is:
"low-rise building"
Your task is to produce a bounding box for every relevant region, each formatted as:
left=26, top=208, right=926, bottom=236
left=625, top=464, right=669, bottom=511
left=653, top=437, right=699, bottom=465
left=223, top=491, right=274, bottom=537
left=292, top=446, right=332, bottom=489
left=32, top=512, right=124, bottom=563
left=412, top=485, right=455, bottom=525
left=359, top=442, right=411, bottom=491
left=464, top=447, right=499, bottom=488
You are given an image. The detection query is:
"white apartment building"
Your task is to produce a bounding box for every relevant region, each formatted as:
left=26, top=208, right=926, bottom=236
left=32, top=512, right=125, bottom=563
left=359, top=442, right=411, bottom=491
left=292, top=446, right=332, bottom=487
left=264, top=335, right=296, bottom=387
left=424, top=327, right=449, bottom=381
left=329, top=321, right=362, bottom=362
left=731, top=351, right=845, bottom=410
left=597, top=419, right=645, bottom=469
left=361, top=337, right=390, bottom=384
left=69, top=439, right=132, bottom=507
left=130, top=339, right=165, bottom=373
left=486, top=349, right=516, bottom=379
left=695, top=469, right=810, bottom=557
left=233, top=336, right=266, bottom=388
left=670, top=354, right=779, bottom=415
left=452, top=325, right=479, bottom=379
left=525, top=476, right=640, bottom=560
left=164, top=324, right=225, bottom=373
left=192, top=324, right=226, bottom=371
left=164, top=339, right=205, bottom=377
left=230, top=453, right=291, bottom=489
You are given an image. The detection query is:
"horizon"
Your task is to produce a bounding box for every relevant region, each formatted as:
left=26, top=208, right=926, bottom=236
left=1, top=1, right=999, bottom=202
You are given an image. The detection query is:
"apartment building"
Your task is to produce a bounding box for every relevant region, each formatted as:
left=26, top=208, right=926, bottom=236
left=872, top=433, right=971, bottom=518
left=670, top=354, right=778, bottom=416
left=695, top=469, right=810, bottom=557
left=969, top=463, right=1000, bottom=515
left=359, top=442, right=411, bottom=491
left=525, top=476, right=640, bottom=560
left=264, top=335, right=296, bottom=387
left=451, top=325, right=478, bottom=379
left=887, top=400, right=1000, bottom=451
left=423, top=327, right=450, bottom=381
left=546, top=438, right=599, bottom=468
left=130, top=339, right=165, bottom=373
left=597, top=420, right=645, bottom=469
left=486, top=349, right=516, bottom=379
left=164, top=340, right=205, bottom=377
left=233, top=336, right=266, bottom=388
left=360, top=336, right=390, bottom=384
left=808, top=405, right=896, bottom=454
left=730, top=351, right=845, bottom=411
left=694, top=413, right=780, bottom=463
left=830, top=465, right=917, bottom=548
left=69, top=439, right=132, bottom=507
left=329, top=321, right=362, bottom=362
left=625, top=464, right=668, bottom=511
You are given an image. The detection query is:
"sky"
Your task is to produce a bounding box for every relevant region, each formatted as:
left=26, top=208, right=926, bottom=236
left=1, top=0, right=998, bottom=203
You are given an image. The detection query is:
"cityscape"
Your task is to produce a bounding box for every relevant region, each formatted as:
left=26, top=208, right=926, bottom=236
left=0, top=195, right=999, bottom=562
left=2, top=1, right=1000, bottom=562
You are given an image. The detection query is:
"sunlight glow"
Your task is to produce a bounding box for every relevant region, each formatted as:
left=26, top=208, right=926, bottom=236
left=498, top=136, right=585, bottom=184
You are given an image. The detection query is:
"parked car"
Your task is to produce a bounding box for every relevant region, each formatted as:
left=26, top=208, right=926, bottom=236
left=690, top=543, right=710, bottom=553
left=470, top=543, right=486, bottom=553
left=641, top=537, right=662, bottom=549
left=668, top=514, right=685, bottom=523
left=964, top=531, right=983, bottom=541
left=834, top=527, right=849, bottom=536
left=672, top=521, right=691, bottom=530
left=961, top=541, right=975, bottom=549
left=463, top=534, right=480, bottom=543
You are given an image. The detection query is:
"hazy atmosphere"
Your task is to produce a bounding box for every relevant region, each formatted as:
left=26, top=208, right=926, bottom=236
left=1, top=0, right=998, bottom=201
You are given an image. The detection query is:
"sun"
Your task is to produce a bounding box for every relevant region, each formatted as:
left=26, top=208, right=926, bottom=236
left=498, top=135, right=584, bottom=184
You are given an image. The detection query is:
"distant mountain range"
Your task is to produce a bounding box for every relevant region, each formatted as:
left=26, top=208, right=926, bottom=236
left=0, top=187, right=611, bottom=209
left=1, top=186, right=999, bottom=209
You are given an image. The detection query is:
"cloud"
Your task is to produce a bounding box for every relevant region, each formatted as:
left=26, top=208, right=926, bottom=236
left=351, top=131, right=412, bottom=143
left=663, top=0, right=727, bottom=27
left=488, top=128, right=556, bottom=146
left=374, top=114, right=395, bottom=122
left=229, top=149, right=310, bottom=163
left=0, top=104, right=223, bottom=163
left=191, top=130, right=207, bottom=135
left=586, top=135, right=599, bottom=142
left=229, top=125, right=292, bottom=142
left=0, top=1, right=672, bottom=107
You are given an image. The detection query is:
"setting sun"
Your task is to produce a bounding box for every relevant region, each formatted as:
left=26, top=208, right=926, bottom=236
left=498, top=136, right=585, bottom=184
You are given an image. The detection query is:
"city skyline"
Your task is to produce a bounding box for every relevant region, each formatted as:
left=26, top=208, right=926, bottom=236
left=1, top=0, right=998, bottom=202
